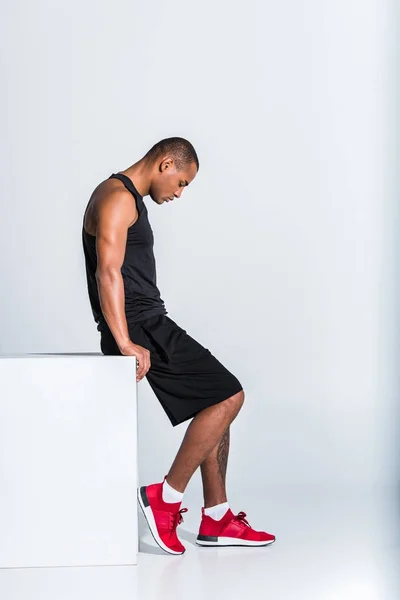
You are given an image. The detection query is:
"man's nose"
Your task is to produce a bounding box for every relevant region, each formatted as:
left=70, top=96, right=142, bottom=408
left=174, top=188, right=183, bottom=198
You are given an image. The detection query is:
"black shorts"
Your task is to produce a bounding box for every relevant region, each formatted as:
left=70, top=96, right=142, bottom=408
left=100, top=314, right=243, bottom=427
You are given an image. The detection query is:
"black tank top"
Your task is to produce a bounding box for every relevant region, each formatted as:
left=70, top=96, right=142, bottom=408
left=82, top=173, right=167, bottom=332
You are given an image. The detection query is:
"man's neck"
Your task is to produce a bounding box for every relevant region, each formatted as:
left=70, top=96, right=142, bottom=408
left=120, top=159, right=152, bottom=197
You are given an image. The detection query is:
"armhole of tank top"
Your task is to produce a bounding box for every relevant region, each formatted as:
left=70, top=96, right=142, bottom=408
left=128, top=193, right=144, bottom=230
left=108, top=174, right=143, bottom=229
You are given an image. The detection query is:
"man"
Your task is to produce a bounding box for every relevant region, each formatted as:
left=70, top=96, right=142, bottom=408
left=82, top=137, right=275, bottom=555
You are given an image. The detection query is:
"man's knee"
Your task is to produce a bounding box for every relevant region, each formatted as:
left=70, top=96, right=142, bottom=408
left=236, top=389, right=245, bottom=408
left=224, top=389, right=245, bottom=414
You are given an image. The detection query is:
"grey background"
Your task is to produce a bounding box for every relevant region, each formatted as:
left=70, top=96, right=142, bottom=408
left=0, top=0, right=398, bottom=500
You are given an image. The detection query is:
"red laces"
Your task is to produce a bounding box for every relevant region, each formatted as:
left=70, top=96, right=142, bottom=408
left=170, top=507, right=188, bottom=532
left=233, top=511, right=251, bottom=527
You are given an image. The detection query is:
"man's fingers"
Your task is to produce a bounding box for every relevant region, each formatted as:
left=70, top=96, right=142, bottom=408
left=136, top=350, right=150, bottom=381
left=135, top=354, right=142, bottom=380
left=143, top=350, right=151, bottom=376
left=137, top=358, right=146, bottom=380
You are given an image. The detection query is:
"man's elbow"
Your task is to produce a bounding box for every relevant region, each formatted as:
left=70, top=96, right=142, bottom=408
left=95, top=265, right=121, bottom=282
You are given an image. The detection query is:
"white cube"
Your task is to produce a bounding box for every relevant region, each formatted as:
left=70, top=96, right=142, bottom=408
left=0, top=353, right=138, bottom=568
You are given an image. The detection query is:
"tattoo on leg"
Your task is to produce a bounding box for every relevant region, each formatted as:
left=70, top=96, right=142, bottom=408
left=217, top=427, right=230, bottom=482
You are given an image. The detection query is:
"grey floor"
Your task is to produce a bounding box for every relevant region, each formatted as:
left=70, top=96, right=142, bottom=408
left=0, top=484, right=398, bottom=600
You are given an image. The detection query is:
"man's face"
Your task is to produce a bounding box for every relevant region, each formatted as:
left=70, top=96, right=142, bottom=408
left=149, top=157, right=198, bottom=205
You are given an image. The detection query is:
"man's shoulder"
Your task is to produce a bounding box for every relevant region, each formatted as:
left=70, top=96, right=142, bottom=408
left=85, top=179, right=137, bottom=234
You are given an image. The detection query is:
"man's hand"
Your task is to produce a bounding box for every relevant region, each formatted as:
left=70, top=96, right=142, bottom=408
left=119, top=341, right=151, bottom=382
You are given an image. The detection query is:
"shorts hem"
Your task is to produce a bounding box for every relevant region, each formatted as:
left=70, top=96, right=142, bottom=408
left=168, top=383, right=244, bottom=427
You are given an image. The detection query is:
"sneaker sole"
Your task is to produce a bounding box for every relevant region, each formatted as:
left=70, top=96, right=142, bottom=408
left=137, top=486, right=185, bottom=555
left=196, top=535, right=275, bottom=547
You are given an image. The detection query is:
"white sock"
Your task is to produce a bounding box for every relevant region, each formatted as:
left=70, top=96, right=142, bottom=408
left=204, top=502, right=230, bottom=520
left=162, top=478, right=184, bottom=504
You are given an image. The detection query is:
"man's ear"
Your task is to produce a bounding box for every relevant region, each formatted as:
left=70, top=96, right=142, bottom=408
left=159, top=156, right=174, bottom=172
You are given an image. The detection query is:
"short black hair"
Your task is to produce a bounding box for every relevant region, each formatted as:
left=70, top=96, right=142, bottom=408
left=145, top=137, right=199, bottom=171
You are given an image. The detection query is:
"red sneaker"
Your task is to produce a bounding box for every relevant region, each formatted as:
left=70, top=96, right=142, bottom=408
left=196, top=507, right=276, bottom=547
left=137, top=475, right=188, bottom=555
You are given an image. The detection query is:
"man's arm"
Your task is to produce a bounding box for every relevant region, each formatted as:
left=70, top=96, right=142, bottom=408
left=95, top=189, right=150, bottom=380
